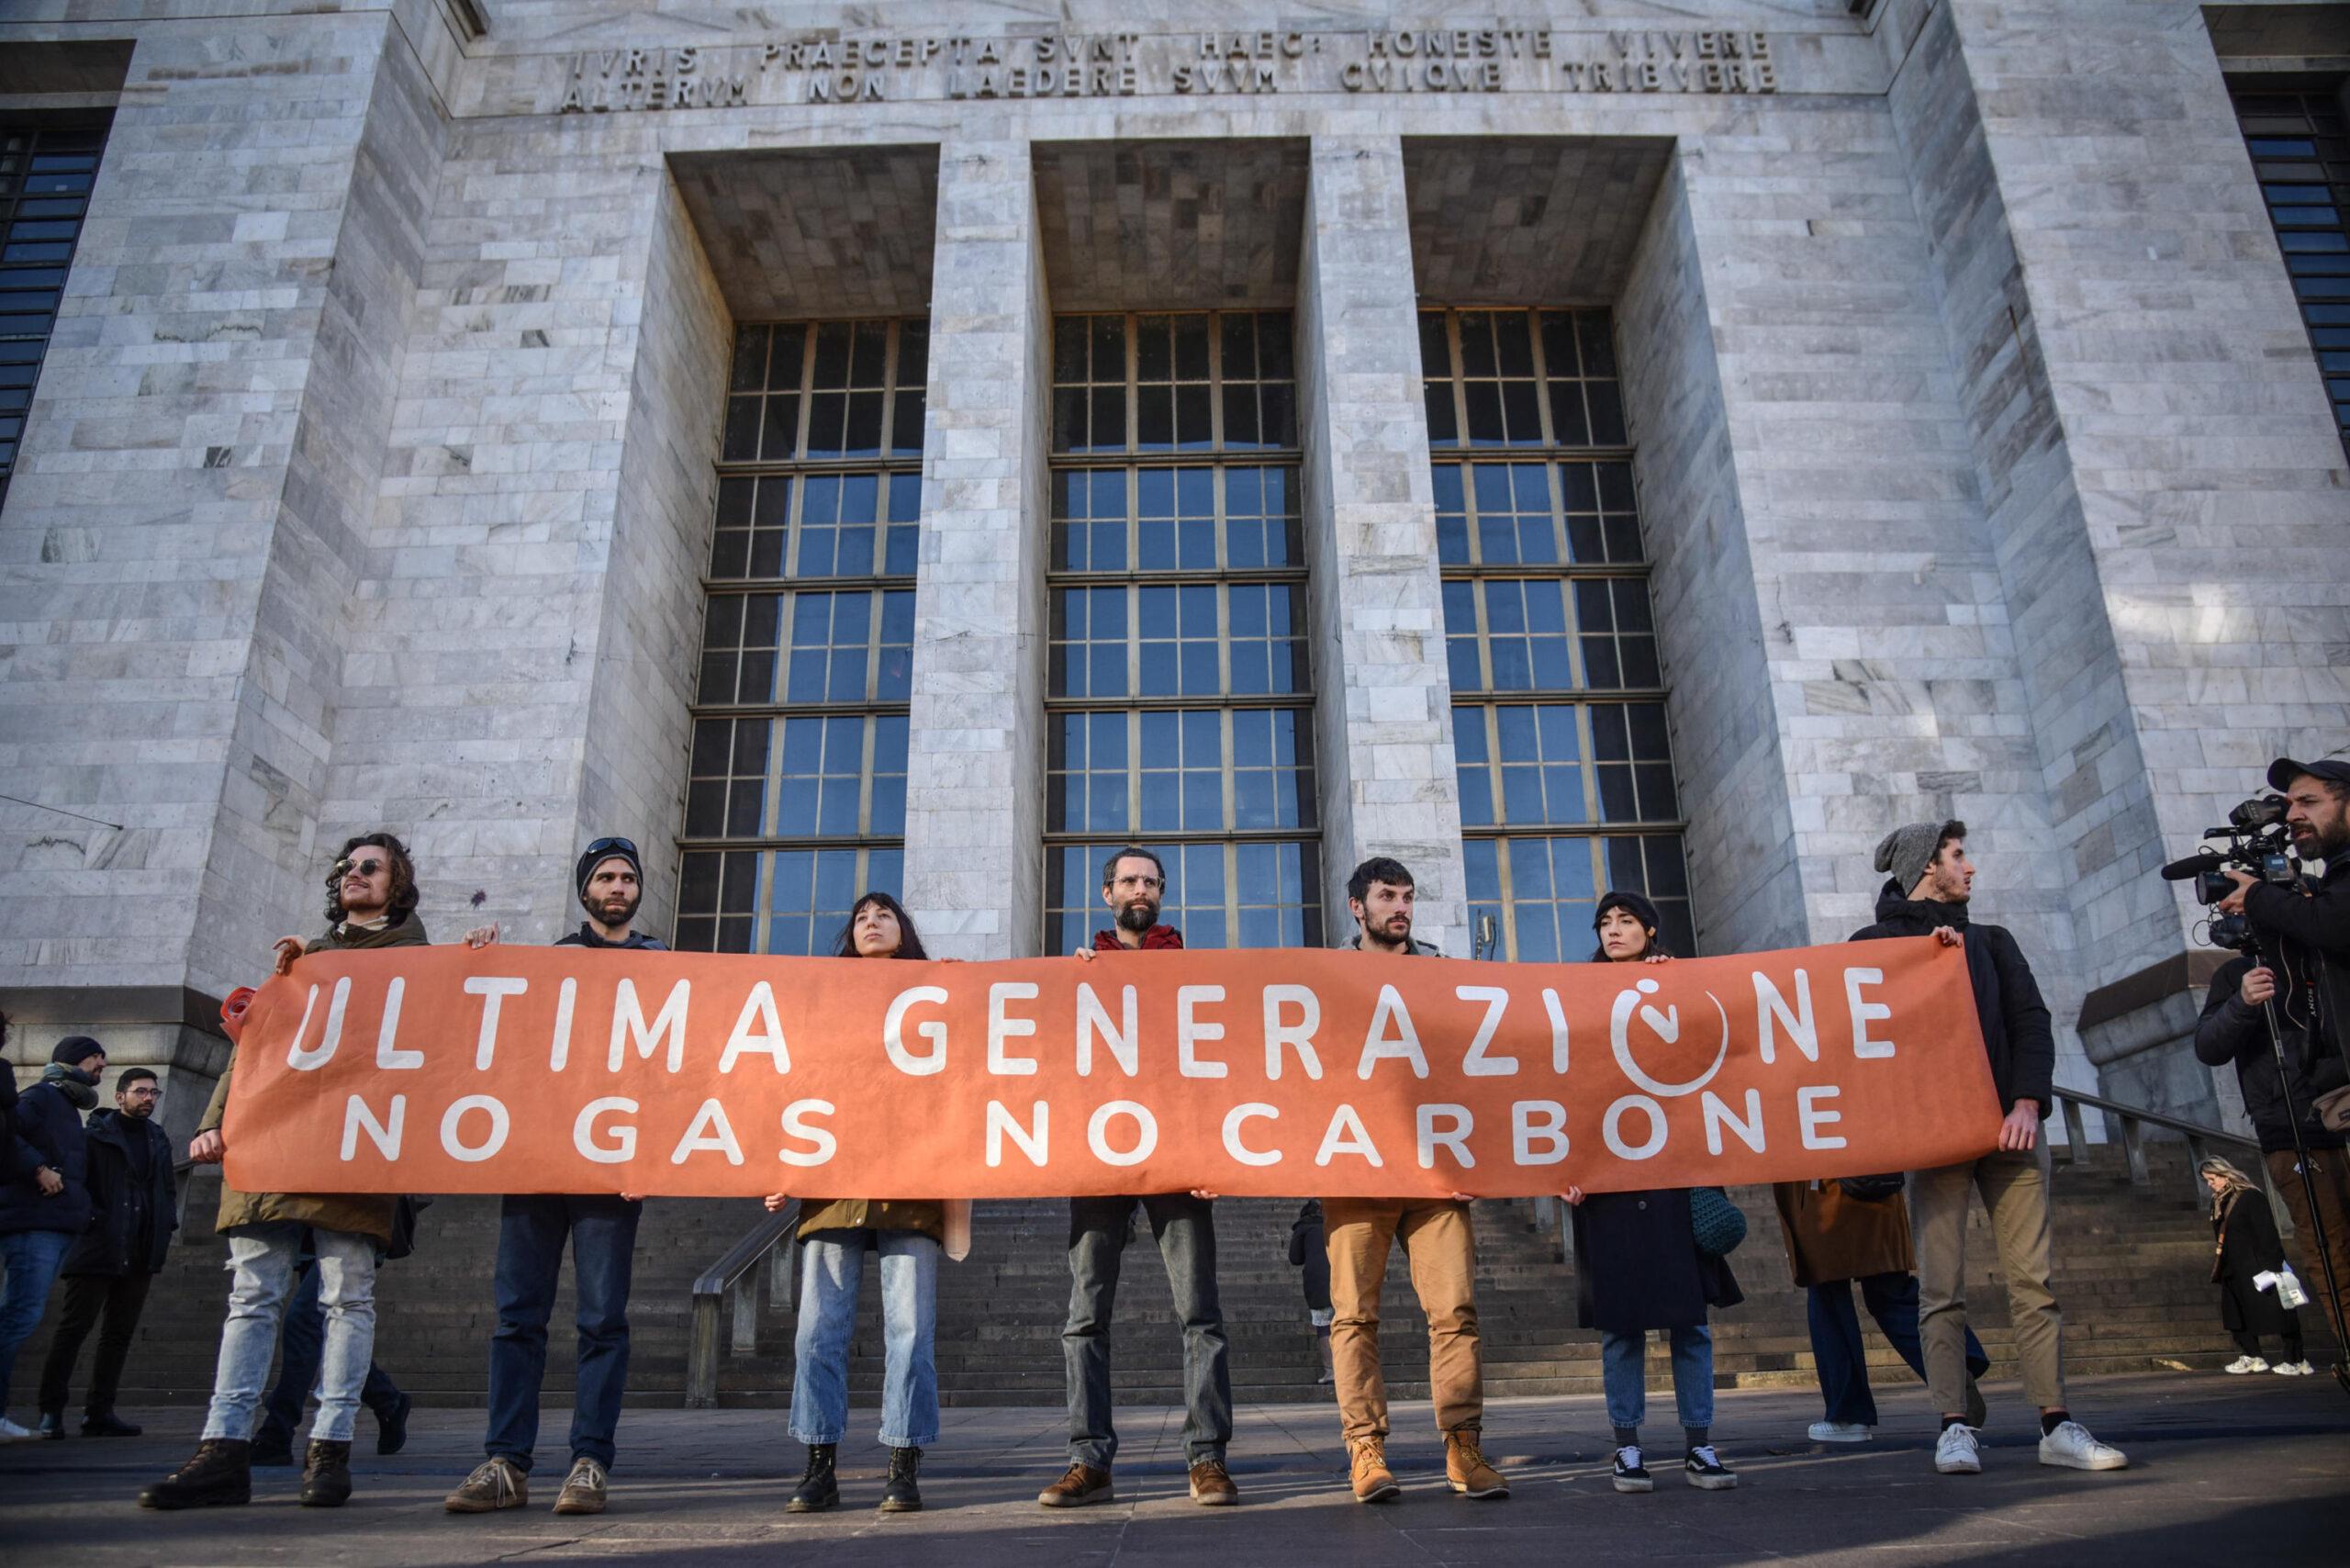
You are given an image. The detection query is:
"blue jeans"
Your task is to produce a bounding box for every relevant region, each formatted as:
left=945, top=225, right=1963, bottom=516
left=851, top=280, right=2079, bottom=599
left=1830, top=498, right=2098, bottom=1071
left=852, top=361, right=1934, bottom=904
left=203, top=1224, right=377, bottom=1442
left=789, top=1230, right=940, bottom=1449
left=1064, top=1194, right=1232, bottom=1467
left=485, top=1194, right=640, bottom=1473
left=1601, top=1326, right=1713, bottom=1435
left=0, top=1228, right=73, bottom=1416
left=258, top=1259, right=406, bottom=1442
left=1809, top=1272, right=1989, bottom=1427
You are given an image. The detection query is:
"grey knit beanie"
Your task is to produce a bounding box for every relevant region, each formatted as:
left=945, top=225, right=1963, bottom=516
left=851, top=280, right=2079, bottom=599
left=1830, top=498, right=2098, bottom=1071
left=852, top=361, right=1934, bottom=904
left=1874, top=820, right=1964, bottom=899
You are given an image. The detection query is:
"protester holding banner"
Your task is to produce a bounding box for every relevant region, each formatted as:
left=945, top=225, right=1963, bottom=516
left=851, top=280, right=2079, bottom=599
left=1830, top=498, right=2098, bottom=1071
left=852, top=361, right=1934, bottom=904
left=768, top=890, right=951, bottom=1516
left=1320, top=857, right=1507, bottom=1505
left=1569, top=890, right=1740, bottom=1495
left=445, top=837, right=661, bottom=1519
left=1042, top=847, right=1237, bottom=1509
left=1853, top=822, right=2126, bottom=1475
left=140, top=834, right=419, bottom=1512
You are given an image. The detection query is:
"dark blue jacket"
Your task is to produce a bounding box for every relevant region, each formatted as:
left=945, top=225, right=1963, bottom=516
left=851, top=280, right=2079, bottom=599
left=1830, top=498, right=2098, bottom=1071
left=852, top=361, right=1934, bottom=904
left=1, top=1077, right=95, bottom=1235
left=62, top=1107, right=176, bottom=1276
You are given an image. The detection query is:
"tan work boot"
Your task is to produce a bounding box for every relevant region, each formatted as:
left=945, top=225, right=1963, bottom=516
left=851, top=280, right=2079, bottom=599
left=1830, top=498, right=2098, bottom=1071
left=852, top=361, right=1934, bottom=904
left=1348, top=1437, right=1402, bottom=1503
left=1446, top=1428, right=1509, bottom=1499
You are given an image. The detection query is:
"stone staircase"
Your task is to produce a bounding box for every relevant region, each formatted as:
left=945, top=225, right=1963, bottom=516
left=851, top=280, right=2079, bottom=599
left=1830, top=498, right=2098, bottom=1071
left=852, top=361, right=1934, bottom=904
left=14, top=1143, right=2326, bottom=1411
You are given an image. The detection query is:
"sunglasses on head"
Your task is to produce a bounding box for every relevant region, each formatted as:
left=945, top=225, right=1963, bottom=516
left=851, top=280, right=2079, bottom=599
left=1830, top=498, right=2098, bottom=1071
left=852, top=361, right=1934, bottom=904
left=585, top=836, right=639, bottom=860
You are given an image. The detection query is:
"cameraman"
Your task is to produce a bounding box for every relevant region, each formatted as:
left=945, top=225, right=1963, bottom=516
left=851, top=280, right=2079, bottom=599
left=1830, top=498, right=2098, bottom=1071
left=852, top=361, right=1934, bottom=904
left=2210, top=756, right=2350, bottom=1341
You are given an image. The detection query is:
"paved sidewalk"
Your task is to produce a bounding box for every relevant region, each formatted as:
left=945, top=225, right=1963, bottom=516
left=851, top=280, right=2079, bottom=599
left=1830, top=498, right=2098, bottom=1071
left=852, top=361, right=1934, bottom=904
left=0, top=1373, right=2344, bottom=1564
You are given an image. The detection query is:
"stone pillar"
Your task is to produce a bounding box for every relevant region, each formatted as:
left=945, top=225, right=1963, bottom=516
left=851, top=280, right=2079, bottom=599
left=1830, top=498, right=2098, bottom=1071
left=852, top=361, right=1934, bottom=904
left=1294, top=135, right=1469, bottom=956
left=899, top=140, right=1052, bottom=959
left=1, top=16, right=438, bottom=1114
left=1662, top=89, right=2095, bottom=1092
left=1615, top=159, right=1807, bottom=957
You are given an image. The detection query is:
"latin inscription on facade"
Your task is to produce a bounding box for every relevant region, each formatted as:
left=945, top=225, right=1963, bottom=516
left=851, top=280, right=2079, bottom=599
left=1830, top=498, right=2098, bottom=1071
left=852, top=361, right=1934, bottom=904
left=554, top=28, right=1779, bottom=113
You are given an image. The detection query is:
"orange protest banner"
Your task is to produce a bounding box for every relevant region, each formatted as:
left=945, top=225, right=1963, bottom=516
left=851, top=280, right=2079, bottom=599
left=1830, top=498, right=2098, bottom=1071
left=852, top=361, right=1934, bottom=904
left=219, top=937, right=1999, bottom=1199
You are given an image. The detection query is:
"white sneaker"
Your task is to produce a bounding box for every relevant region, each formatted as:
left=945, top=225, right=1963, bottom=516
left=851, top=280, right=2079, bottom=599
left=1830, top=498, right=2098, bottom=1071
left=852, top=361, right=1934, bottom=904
left=1933, top=1423, right=1982, bottom=1474
left=2222, top=1355, right=2269, bottom=1374
left=0, top=1416, right=32, bottom=1441
left=2037, top=1419, right=2127, bottom=1472
left=1808, top=1421, right=1872, bottom=1443
left=2273, top=1360, right=2314, bottom=1376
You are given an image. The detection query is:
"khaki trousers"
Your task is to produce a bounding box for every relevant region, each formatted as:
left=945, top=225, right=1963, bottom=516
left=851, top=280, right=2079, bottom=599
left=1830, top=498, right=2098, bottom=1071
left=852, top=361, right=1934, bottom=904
left=1323, top=1198, right=1483, bottom=1442
left=1910, top=1144, right=2065, bottom=1415
left=2266, top=1147, right=2350, bottom=1343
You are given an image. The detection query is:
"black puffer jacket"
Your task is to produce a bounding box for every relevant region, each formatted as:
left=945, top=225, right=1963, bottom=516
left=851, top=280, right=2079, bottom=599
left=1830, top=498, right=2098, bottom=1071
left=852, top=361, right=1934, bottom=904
left=1850, top=880, right=2055, bottom=1115
left=2195, top=952, right=2347, bottom=1154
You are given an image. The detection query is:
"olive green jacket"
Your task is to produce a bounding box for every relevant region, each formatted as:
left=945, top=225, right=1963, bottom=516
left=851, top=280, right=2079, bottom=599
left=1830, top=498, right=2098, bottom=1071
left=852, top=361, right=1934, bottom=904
left=199, top=913, right=428, bottom=1244
left=797, top=1198, right=947, bottom=1244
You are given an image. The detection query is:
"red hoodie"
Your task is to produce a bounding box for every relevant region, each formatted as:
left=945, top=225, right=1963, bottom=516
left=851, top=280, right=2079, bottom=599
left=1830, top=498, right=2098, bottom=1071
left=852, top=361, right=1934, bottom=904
left=1093, top=924, right=1183, bottom=951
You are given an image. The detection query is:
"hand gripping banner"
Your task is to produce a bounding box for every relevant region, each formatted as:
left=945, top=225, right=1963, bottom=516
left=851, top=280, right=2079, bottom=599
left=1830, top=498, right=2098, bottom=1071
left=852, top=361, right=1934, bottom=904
left=219, top=938, right=2000, bottom=1198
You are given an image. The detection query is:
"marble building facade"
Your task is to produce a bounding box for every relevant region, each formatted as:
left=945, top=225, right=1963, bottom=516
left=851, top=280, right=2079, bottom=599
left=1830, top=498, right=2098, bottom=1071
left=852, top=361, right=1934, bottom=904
left=0, top=0, right=2345, bottom=1152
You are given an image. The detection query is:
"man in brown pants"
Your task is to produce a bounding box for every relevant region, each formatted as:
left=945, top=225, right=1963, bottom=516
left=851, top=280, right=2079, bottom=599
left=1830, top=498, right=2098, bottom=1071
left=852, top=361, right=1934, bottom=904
left=1852, top=823, right=2127, bottom=1476
left=1321, top=857, right=1507, bottom=1505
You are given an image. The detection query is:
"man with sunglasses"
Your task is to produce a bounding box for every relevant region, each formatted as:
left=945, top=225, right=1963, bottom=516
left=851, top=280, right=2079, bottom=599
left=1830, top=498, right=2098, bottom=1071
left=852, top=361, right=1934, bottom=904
left=141, top=833, right=422, bottom=1511
left=446, top=837, right=662, bottom=1518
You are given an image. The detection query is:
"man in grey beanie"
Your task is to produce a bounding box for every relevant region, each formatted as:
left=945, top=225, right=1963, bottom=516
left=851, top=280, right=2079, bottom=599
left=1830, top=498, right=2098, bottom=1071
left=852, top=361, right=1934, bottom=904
left=1851, top=822, right=2126, bottom=1478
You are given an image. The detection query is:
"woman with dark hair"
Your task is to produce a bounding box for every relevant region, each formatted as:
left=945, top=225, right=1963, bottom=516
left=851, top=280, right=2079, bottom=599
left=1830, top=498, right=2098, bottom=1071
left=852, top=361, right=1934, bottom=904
left=767, top=892, right=949, bottom=1515
left=1561, top=890, right=1741, bottom=1495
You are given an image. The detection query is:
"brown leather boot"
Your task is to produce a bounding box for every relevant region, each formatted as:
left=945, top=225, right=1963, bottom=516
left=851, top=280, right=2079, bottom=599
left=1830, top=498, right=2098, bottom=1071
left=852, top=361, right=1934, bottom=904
left=300, top=1439, right=353, bottom=1507
left=1036, top=1462, right=1113, bottom=1507
left=1445, top=1428, right=1508, bottom=1499
left=139, top=1439, right=252, bottom=1510
left=1348, top=1437, right=1401, bottom=1503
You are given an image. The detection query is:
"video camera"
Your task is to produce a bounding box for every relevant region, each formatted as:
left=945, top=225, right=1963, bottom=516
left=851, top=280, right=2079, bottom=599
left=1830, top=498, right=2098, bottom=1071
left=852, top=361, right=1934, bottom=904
left=2161, top=794, right=2300, bottom=952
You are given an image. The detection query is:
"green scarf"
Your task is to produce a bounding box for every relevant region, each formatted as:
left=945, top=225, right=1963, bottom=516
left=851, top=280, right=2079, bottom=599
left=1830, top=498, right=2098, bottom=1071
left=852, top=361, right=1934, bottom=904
left=41, top=1061, right=98, bottom=1111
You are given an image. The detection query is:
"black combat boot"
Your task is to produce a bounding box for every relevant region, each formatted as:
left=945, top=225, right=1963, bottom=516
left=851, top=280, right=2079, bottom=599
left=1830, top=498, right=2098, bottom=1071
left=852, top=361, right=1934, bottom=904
left=878, top=1447, right=923, bottom=1512
left=139, top=1439, right=252, bottom=1510
left=300, top=1439, right=354, bottom=1507
left=786, top=1443, right=838, bottom=1513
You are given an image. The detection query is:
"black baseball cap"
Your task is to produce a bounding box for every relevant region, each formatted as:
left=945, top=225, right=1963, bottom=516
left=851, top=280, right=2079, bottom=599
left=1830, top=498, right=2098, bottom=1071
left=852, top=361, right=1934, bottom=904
left=2266, top=756, right=2350, bottom=792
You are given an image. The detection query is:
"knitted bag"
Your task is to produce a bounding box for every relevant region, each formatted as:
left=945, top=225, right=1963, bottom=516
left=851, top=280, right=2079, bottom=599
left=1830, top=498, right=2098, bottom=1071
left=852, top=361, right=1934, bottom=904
left=1689, top=1187, right=1748, bottom=1258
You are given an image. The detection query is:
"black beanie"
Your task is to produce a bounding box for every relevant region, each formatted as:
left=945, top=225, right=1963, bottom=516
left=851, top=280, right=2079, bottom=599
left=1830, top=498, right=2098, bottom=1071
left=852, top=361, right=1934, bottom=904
left=1593, top=889, right=1662, bottom=935
left=576, top=842, right=643, bottom=906
left=50, top=1034, right=104, bottom=1067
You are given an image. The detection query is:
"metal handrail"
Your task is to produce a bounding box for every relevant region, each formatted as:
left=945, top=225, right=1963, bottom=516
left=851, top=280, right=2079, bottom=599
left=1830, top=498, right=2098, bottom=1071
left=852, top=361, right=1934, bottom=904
left=2047, top=1084, right=2295, bottom=1228
left=686, top=1200, right=799, bottom=1409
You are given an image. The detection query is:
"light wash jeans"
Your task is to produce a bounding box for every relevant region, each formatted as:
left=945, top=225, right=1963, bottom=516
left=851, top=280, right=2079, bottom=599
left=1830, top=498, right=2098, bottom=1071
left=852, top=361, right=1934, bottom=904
left=202, top=1223, right=377, bottom=1443
left=1600, top=1325, right=1714, bottom=1435
left=789, top=1230, right=940, bottom=1450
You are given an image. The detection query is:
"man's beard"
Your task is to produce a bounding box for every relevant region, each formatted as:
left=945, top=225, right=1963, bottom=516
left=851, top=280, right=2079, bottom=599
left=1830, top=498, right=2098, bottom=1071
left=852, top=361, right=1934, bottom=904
left=341, top=891, right=389, bottom=920
left=591, top=891, right=643, bottom=929
left=1372, top=913, right=1412, bottom=946
left=1116, top=898, right=1159, bottom=934
left=2294, top=822, right=2349, bottom=863
left=123, top=1103, right=154, bottom=1120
